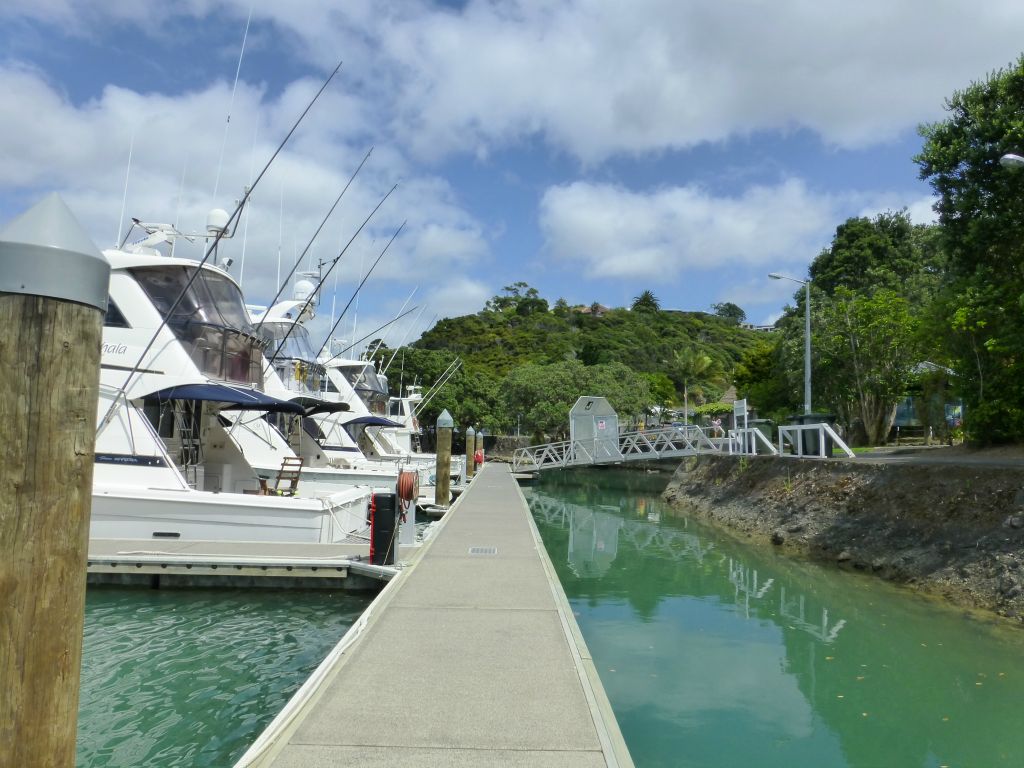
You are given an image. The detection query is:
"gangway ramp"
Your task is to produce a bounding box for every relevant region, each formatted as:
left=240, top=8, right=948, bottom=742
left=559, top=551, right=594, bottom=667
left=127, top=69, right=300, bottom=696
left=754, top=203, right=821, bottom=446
left=512, top=424, right=718, bottom=473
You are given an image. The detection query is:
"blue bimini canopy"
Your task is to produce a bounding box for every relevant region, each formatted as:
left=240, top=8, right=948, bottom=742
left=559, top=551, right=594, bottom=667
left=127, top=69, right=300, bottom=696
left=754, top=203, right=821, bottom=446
left=145, top=383, right=305, bottom=414
left=344, top=415, right=403, bottom=428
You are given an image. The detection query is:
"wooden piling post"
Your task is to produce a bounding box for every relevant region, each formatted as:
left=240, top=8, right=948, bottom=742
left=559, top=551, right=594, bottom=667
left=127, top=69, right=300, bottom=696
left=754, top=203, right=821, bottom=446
left=434, top=410, right=453, bottom=507
left=475, top=428, right=485, bottom=469
left=0, top=195, right=110, bottom=768
left=465, top=426, right=476, bottom=481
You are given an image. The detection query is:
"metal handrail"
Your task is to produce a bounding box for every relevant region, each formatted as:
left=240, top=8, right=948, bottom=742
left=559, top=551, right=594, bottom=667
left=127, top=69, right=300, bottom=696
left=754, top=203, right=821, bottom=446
left=512, top=425, right=722, bottom=472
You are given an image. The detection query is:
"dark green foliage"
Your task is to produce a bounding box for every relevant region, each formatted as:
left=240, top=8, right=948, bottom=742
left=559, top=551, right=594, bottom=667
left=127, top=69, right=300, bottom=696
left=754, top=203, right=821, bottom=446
left=398, top=284, right=762, bottom=437
left=916, top=55, right=1024, bottom=441
left=809, top=212, right=922, bottom=295
left=711, top=302, right=746, bottom=324
left=734, top=338, right=797, bottom=422
left=749, top=214, right=940, bottom=445
left=631, top=290, right=661, bottom=312
left=693, top=402, right=733, bottom=417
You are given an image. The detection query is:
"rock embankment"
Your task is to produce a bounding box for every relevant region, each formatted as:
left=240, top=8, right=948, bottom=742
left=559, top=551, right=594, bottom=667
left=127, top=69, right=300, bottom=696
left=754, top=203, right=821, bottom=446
left=662, top=454, right=1024, bottom=623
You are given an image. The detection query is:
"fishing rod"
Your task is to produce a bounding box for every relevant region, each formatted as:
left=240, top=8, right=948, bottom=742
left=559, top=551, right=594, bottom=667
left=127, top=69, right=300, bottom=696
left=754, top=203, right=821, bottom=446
left=369, top=288, right=417, bottom=365
left=313, top=215, right=405, bottom=359
left=365, top=288, right=417, bottom=364
left=381, top=303, right=426, bottom=376
left=252, top=146, right=373, bottom=335
left=414, top=357, right=462, bottom=416
left=322, top=305, right=421, bottom=363
left=97, top=58, right=345, bottom=433
left=415, top=360, right=462, bottom=417
left=264, top=203, right=400, bottom=375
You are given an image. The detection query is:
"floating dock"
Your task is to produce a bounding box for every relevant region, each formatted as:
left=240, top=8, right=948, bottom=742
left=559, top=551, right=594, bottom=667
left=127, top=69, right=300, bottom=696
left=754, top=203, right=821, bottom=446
left=87, top=539, right=395, bottom=590
left=237, top=462, right=633, bottom=767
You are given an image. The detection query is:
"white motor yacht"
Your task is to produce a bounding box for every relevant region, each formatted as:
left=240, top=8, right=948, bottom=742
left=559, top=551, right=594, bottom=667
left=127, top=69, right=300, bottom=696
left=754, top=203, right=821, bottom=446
left=93, top=243, right=375, bottom=542
left=247, top=294, right=434, bottom=503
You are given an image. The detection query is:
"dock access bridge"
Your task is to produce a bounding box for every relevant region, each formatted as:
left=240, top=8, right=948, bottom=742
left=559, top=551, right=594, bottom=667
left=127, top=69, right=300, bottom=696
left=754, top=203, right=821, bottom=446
left=511, top=396, right=853, bottom=473
left=512, top=396, right=723, bottom=473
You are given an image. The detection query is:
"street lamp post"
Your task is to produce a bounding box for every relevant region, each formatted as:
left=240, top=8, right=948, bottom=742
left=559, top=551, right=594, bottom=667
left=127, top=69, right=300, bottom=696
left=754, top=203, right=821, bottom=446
left=769, top=272, right=812, bottom=414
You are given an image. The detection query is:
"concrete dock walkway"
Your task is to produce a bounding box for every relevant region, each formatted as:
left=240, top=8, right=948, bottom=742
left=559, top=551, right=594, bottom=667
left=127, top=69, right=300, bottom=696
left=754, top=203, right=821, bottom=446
left=247, top=462, right=633, bottom=767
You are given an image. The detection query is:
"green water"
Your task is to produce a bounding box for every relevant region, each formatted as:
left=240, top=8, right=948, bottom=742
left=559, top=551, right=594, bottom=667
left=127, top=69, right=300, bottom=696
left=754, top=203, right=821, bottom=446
left=77, top=588, right=371, bottom=767
left=526, top=468, right=1024, bottom=768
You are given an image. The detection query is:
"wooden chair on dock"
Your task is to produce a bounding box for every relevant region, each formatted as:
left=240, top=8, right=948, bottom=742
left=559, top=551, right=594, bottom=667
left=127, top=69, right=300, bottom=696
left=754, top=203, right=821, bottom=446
left=273, top=456, right=304, bottom=497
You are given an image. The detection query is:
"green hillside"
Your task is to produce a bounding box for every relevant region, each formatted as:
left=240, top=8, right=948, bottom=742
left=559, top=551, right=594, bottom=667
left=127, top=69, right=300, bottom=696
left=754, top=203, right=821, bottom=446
left=375, top=284, right=765, bottom=439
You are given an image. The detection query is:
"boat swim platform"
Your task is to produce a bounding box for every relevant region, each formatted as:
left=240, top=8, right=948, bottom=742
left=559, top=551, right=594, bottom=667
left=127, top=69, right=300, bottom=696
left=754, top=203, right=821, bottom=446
left=236, top=462, right=634, bottom=768
left=87, top=539, right=396, bottom=590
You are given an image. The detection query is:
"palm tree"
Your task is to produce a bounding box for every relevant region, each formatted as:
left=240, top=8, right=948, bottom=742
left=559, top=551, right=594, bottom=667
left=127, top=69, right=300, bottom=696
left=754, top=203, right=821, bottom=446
left=673, top=347, right=714, bottom=424
left=631, top=290, right=660, bottom=312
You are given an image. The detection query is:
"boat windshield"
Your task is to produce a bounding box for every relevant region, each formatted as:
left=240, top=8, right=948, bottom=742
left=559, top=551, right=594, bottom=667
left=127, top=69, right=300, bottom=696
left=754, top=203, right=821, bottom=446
left=259, top=322, right=318, bottom=362
left=341, top=364, right=388, bottom=396
left=339, top=363, right=388, bottom=413
left=131, top=265, right=265, bottom=386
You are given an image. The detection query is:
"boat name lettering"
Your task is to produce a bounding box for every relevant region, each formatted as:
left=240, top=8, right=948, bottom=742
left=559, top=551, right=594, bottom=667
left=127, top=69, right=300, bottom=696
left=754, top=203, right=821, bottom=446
left=101, top=342, right=129, bottom=355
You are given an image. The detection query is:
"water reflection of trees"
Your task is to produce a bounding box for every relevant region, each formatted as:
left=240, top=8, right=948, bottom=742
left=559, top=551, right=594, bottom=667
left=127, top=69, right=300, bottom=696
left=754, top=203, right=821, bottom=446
left=528, top=486, right=847, bottom=645
left=527, top=475, right=1024, bottom=768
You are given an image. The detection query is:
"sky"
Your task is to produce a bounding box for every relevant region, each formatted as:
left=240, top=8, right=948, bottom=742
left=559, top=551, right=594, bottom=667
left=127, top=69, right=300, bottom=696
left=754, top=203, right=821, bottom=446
left=1, top=1, right=1023, bottom=351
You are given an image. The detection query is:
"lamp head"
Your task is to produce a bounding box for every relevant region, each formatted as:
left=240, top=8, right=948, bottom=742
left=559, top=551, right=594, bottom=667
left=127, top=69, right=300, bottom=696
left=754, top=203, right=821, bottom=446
left=768, top=273, right=783, bottom=280
left=1000, top=153, right=1024, bottom=170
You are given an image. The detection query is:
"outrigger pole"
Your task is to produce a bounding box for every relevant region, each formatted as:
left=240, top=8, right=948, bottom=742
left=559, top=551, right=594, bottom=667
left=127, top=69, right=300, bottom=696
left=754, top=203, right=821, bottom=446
left=322, top=305, right=421, bottom=363
left=262, top=204, right=401, bottom=375
left=252, top=146, right=373, bottom=335
left=97, top=58, right=345, bottom=433
left=312, top=216, right=405, bottom=359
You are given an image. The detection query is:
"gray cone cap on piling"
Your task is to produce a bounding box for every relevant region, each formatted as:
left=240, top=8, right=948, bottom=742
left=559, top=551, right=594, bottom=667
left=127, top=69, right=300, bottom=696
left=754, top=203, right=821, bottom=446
left=0, top=193, right=110, bottom=311
left=437, top=409, right=454, bottom=429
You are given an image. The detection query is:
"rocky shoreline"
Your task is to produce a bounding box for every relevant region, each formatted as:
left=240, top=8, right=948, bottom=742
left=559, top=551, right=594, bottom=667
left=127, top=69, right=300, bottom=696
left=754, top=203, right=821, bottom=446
left=661, top=453, right=1024, bottom=624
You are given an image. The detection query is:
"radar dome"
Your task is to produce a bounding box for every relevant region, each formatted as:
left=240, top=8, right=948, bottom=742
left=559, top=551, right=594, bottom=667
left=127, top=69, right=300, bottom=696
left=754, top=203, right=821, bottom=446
left=206, top=208, right=230, bottom=237
left=294, top=279, right=317, bottom=304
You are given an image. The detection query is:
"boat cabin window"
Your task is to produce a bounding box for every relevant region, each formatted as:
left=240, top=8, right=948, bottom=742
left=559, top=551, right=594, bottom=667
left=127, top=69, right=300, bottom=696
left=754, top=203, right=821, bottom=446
left=130, top=265, right=265, bottom=386
left=258, top=322, right=318, bottom=362
left=340, top=364, right=389, bottom=413
left=104, top=300, right=130, bottom=328
left=341, top=364, right=387, bottom=395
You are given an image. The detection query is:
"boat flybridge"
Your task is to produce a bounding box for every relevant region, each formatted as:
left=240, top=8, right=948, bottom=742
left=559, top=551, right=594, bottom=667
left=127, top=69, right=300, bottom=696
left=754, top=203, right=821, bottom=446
left=94, top=240, right=373, bottom=543
left=217, top=290, right=431, bottom=499
left=245, top=292, right=437, bottom=503
left=317, top=357, right=463, bottom=480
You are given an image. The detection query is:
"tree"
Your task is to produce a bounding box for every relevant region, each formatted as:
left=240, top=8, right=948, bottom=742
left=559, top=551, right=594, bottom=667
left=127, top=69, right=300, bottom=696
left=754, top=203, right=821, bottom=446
left=501, top=360, right=651, bottom=440
left=809, top=212, right=920, bottom=295
left=672, top=347, right=716, bottom=424
left=734, top=338, right=796, bottom=419
left=631, top=290, right=660, bottom=312
left=485, top=282, right=548, bottom=315
left=711, top=302, right=746, bottom=325
left=916, top=54, right=1024, bottom=440
left=814, top=288, right=921, bottom=445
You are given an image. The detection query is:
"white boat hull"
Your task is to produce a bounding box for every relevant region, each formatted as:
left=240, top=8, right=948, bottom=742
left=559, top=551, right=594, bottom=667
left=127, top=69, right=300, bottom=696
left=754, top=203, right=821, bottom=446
left=91, top=484, right=370, bottom=544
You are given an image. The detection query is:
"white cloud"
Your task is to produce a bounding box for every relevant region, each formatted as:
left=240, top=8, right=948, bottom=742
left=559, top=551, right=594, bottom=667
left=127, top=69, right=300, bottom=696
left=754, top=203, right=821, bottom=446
left=0, top=63, right=492, bottom=319
left=538, top=178, right=836, bottom=279
left=7, top=1, right=1024, bottom=163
